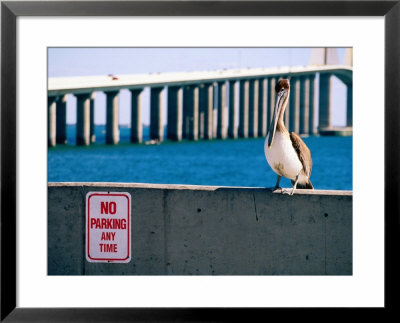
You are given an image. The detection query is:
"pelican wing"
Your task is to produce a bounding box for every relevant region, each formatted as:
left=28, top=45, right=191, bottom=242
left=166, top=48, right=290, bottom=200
left=289, top=132, right=312, bottom=178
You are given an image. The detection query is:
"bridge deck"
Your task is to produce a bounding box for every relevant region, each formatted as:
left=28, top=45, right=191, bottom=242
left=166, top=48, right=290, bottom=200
left=48, top=64, right=352, bottom=96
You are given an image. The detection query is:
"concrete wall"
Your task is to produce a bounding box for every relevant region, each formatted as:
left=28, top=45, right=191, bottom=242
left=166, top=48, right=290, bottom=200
left=48, top=183, right=352, bottom=275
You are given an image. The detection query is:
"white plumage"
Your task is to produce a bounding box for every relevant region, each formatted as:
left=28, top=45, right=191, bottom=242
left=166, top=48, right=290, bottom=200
left=264, top=131, right=303, bottom=181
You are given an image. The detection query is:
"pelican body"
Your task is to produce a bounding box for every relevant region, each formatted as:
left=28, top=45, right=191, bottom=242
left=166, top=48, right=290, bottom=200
left=264, top=79, right=313, bottom=194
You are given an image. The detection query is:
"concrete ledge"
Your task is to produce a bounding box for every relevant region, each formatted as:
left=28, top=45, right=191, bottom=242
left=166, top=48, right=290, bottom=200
left=48, top=183, right=352, bottom=275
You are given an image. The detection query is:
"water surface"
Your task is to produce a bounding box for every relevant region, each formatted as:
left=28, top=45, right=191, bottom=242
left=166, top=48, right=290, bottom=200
left=48, top=126, right=352, bottom=190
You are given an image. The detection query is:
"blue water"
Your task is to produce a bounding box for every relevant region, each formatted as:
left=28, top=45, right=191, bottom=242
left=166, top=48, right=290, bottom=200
left=48, top=125, right=352, bottom=190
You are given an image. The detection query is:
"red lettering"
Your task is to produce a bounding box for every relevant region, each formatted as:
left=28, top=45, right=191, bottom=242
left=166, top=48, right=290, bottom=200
left=100, top=202, right=108, bottom=214
left=101, top=232, right=116, bottom=241
left=99, top=243, right=117, bottom=252
left=90, top=218, right=128, bottom=230
left=113, top=219, right=121, bottom=229
left=109, top=202, right=116, bottom=214
left=100, top=201, right=117, bottom=214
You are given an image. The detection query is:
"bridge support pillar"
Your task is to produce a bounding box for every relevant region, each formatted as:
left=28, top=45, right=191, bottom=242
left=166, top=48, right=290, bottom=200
left=56, top=95, right=67, bottom=144
left=89, top=93, right=96, bottom=143
left=318, top=73, right=333, bottom=130
left=289, top=77, right=300, bottom=133
left=150, top=87, right=164, bottom=142
left=216, top=81, right=227, bottom=139
left=76, top=93, right=91, bottom=146
left=48, top=96, right=57, bottom=147
left=200, top=83, right=214, bottom=140
left=130, top=88, right=143, bottom=143
left=239, top=80, right=249, bottom=138
left=105, top=90, right=120, bottom=145
left=248, top=79, right=259, bottom=138
left=198, top=86, right=204, bottom=140
left=346, top=83, right=353, bottom=127
left=183, top=85, right=199, bottom=141
left=258, top=78, right=267, bottom=137
left=228, top=80, right=238, bottom=139
left=167, top=86, right=183, bottom=141
left=309, top=74, right=317, bottom=135
left=300, top=76, right=310, bottom=135
left=199, top=83, right=212, bottom=140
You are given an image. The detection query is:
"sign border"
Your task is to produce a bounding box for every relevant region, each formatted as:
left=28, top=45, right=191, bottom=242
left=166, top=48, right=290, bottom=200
left=86, top=192, right=132, bottom=263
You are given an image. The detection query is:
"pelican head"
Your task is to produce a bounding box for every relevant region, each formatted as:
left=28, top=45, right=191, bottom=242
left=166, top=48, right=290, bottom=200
left=267, top=79, right=290, bottom=148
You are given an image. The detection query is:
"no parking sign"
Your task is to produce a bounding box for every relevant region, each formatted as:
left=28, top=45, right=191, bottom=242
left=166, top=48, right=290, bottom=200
left=86, top=192, right=131, bottom=263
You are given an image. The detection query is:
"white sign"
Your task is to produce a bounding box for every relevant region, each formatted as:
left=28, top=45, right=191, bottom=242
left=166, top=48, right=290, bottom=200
left=86, top=192, right=131, bottom=263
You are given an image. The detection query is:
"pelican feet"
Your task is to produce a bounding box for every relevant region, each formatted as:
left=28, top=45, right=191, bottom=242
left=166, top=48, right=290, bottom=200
left=281, top=187, right=296, bottom=196
left=271, top=186, right=282, bottom=193
left=270, top=187, right=296, bottom=195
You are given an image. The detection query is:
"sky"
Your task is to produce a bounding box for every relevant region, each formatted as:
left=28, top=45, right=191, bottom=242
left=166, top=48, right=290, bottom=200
left=48, top=47, right=349, bottom=126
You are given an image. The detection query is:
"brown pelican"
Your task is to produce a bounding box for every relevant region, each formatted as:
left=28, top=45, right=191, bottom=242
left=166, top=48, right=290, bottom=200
left=264, top=79, right=314, bottom=195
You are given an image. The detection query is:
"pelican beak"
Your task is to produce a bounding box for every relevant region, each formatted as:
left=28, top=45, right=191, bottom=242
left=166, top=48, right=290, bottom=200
left=267, top=89, right=287, bottom=149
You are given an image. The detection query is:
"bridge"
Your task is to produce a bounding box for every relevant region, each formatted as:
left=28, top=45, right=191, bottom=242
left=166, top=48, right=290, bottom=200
left=47, top=64, right=353, bottom=146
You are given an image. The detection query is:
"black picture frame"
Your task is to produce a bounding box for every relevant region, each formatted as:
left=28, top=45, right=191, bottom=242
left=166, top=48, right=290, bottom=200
left=1, top=0, right=399, bottom=321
